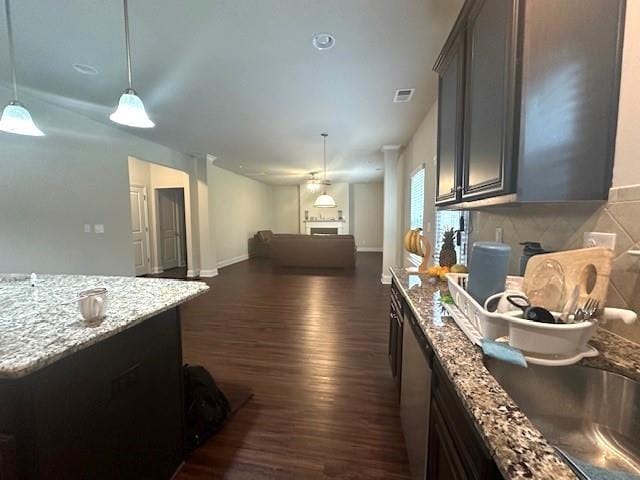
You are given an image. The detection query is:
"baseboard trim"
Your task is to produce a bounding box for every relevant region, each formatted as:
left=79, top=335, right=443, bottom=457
left=186, top=269, right=200, bottom=278
left=381, top=273, right=392, bottom=285
left=217, top=254, right=249, bottom=269
left=357, top=247, right=383, bottom=252
left=199, top=269, right=219, bottom=278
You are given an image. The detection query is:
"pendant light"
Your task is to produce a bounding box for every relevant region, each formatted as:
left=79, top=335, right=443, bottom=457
left=110, top=0, right=154, bottom=128
left=0, top=0, right=44, bottom=136
left=314, top=133, right=337, bottom=208
left=307, top=172, right=321, bottom=193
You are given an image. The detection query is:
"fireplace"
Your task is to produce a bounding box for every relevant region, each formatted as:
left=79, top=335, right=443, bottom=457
left=311, top=227, right=338, bottom=235
left=304, top=220, right=345, bottom=234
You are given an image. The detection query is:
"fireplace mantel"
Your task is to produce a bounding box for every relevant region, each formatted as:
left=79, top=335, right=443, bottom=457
left=304, top=219, right=346, bottom=235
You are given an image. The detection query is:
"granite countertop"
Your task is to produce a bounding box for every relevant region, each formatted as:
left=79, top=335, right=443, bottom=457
left=0, top=274, right=209, bottom=379
left=390, top=267, right=640, bottom=480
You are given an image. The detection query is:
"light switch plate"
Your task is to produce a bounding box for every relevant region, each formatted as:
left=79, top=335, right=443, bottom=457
left=495, top=227, right=503, bottom=243
left=83, top=224, right=91, bottom=233
left=94, top=224, right=105, bottom=234
left=583, top=232, right=616, bottom=250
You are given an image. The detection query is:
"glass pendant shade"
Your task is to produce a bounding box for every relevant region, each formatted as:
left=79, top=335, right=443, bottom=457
left=307, top=179, right=320, bottom=193
left=314, top=192, right=337, bottom=208
left=0, top=100, right=44, bottom=136
left=110, top=89, right=154, bottom=128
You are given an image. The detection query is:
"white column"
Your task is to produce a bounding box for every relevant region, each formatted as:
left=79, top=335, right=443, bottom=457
left=197, top=156, right=218, bottom=277
left=381, top=145, right=401, bottom=284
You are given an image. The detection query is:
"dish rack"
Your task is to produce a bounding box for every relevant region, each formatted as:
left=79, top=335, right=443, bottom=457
left=444, top=273, right=636, bottom=366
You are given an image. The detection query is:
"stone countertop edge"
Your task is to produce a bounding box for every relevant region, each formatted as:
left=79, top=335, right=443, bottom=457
left=0, top=276, right=209, bottom=380
left=391, top=267, right=586, bottom=480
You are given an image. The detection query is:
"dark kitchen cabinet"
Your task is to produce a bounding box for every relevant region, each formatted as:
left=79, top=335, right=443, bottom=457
left=427, top=402, right=467, bottom=480
left=435, top=35, right=465, bottom=204
left=461, top=0, right=517, bottom=201
left=427, top=362, right=502, bottom=480
left=434, top=0, right=626, bottom=207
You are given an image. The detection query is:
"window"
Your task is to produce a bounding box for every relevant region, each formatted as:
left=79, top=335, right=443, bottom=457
left=434, top=210, right=469, bottom=265
left=409, top=167, right=425, bottom=230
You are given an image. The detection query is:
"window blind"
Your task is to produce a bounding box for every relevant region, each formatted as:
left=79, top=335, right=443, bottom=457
left=409, top=168, right=425, bottom=230
left=434, top=210, right=469, bottom=264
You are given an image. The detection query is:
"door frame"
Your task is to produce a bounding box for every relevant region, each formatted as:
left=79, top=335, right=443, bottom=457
left=154, top=186, right=188, bottom=272
left=130, top=184, right=152, bottom=276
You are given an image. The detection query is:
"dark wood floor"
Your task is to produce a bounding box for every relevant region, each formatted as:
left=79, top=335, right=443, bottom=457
left=176, top=253, right=410, bottom=479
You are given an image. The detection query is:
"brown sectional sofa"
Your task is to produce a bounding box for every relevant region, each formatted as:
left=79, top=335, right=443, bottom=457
left=249, top=230, right=356, bottom=269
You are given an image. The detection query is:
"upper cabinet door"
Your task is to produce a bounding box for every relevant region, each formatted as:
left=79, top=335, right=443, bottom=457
left=435, top=36, right=465, bottom=205
left=462, top=0, right=517, bottom=200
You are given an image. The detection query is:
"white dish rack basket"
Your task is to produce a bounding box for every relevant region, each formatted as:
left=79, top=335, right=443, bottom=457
left=444, top=273, right=637, bottom=366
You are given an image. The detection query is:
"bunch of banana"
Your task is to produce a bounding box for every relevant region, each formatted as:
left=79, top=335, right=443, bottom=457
left=403, top=228, right=432, bottom=273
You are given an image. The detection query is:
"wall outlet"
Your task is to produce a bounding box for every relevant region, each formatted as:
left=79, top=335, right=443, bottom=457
left=83, top=224, right=92, bottom=233
left=584, top=232, right=616, bottom=250
left=495, top=227, right=503, bottom=243
left=94, top=224, right=105, bottom=234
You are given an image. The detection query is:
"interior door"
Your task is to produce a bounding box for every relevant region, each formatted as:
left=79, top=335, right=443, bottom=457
left=158, top=189, right=180, bottom=270
left=130, top=185, right=150, bottom=276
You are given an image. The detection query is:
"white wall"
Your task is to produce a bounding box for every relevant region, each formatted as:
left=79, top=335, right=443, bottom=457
left=272, top=185, right=300, bottom=233
left=299, top=182, right=350, bottom=232
left=612, top=0, right=640, bottom=188
left=0, top=86, right=194, bottom=276
left=399, top=101, right=438, bottom=264
left=208, top=165, right=273, bottom=267
left=352, top=183, right=384, bottom=250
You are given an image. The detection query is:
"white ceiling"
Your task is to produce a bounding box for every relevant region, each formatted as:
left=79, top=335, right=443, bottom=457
left=0, top=0, right=463, bottom=184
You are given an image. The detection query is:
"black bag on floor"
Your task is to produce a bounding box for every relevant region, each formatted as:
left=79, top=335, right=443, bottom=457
left=183, top=364, right=230, bottom=452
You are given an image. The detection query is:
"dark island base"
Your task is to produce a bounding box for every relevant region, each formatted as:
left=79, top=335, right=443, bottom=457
left=0, top=308, right=185, bottom=480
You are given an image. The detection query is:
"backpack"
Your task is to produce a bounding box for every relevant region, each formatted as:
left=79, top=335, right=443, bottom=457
left=183, top=365, right=230, bottom=452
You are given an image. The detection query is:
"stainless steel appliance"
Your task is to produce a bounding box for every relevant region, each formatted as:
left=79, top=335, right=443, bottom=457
left=400, top=308, right=432, bottom=480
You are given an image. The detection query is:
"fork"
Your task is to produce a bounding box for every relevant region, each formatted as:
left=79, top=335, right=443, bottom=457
left=574, top=298, right=600, bottom=322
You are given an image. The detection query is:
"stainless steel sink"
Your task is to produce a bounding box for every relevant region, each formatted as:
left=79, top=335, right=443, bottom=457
left=484, top=358, right=640, bottom=476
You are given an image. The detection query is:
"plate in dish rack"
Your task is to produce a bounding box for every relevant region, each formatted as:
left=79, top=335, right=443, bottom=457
left=442, top=301, right=599, bottom=366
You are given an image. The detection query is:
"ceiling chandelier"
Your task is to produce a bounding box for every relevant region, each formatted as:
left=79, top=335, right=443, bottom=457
left=0, top=0, right=44, bottom=136
left=306, top=172, right=321, bottom=193
left=314, top=133, right=337, bottom=208
left=110, top=0, right=154, bottom=128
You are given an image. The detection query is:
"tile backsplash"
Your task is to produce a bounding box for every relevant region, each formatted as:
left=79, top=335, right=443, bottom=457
left=468, top=184, right=640, bottom=344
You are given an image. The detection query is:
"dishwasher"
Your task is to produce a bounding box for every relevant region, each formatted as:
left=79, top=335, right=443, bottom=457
left=400, top=308, right=432, bottom=480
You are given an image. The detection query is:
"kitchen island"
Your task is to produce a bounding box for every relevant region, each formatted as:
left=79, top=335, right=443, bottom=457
left=0, top=274, right=209, bottom=479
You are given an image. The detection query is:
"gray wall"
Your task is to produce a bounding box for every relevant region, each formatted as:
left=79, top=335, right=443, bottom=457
left=0, top=86, right=192, bottom=276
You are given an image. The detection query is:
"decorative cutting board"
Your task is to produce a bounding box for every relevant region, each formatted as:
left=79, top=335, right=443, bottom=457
left=522, top=247, right=613, bottom=312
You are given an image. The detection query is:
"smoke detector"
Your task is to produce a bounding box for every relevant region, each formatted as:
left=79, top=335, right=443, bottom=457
left=393, top=88, right=415, bottom=103
left=312, top=33, right=336, bottom=50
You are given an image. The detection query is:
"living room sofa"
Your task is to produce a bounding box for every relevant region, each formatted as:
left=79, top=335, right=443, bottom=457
left=249, top=230, right=356, bottom=268
left=270, top=234, right=356, bottom=269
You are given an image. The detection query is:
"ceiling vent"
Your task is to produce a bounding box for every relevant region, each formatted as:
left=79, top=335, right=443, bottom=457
left=393, top=88, right=415, bottom=103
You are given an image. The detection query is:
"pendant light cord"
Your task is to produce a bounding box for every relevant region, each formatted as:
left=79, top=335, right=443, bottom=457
left=322, top=133, right=328, bottom=181
left=4, top=0, right=18, bottom=100
left=123, top=0, right=133, bottom=89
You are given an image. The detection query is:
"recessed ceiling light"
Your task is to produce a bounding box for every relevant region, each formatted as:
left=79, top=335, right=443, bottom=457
left=312, top=33, right=335, bottom=51
left=72, top=63, right=99, bottom=76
